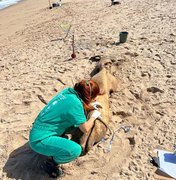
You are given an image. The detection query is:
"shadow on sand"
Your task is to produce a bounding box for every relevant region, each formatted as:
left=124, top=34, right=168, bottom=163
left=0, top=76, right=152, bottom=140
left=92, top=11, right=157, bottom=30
left=3, top=143, right=56, bottom=180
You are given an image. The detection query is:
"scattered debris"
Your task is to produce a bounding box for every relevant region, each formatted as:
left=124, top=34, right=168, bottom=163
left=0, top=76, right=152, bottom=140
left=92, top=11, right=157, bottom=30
left=111, top=0, right=121, bottom=6
left=89, top=55, right=101, bottom=62
left=37, top=95, right=47, bottom=105
left=147, top=87, right=164, bottom=93
left=52, top=1, right=62, bottom=8
left=48, top=0, right=62, bottom=9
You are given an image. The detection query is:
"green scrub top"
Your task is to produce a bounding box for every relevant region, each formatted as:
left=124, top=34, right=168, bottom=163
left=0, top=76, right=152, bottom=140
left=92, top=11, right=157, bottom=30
left=29, top=88, right=86, bottom=142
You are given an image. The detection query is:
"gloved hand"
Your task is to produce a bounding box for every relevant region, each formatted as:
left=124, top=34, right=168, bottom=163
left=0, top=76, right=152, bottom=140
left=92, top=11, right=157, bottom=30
left=91, top=101, right=102, bottom=110
left=91, top=110, right=101, bottom=119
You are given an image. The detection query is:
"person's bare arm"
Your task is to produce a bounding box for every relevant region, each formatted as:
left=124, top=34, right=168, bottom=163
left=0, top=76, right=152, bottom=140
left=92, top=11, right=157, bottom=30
left=79, top=117, right=95, bottom=133
left=79, top=110, right=101, bottom=133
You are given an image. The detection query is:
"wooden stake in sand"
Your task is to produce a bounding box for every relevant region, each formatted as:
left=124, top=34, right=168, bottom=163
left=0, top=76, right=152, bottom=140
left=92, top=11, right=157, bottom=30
left=71, top=35, right=76, bottom=59
left=48, top=0, right=52, bottom=9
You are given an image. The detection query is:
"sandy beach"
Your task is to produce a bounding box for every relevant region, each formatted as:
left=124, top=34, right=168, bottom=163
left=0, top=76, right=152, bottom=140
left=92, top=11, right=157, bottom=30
left=0, top=0, right=176, bottom=179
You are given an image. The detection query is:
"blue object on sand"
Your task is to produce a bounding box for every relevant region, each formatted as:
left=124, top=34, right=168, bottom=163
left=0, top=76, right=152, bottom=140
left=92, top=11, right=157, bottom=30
left=157, top=150, right=176, bottom=178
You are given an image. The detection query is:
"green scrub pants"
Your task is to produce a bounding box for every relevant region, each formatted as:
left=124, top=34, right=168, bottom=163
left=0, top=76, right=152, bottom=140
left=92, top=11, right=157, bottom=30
left=29, top=136, right=82, bottom=164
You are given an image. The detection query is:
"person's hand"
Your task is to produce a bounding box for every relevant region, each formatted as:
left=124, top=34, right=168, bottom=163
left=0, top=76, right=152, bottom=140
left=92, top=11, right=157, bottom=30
left=91, top=101, right=102, bottom=110
left=91, top=110, right=101, bottom=120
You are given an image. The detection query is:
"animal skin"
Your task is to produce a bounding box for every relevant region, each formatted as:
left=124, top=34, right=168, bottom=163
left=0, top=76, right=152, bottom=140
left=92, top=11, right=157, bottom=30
left=64, top=57, right=119, bottom=154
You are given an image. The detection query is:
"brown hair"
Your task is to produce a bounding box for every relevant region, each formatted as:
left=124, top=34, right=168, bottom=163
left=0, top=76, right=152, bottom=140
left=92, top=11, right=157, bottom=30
left=74, top=80, right=100, bottom=112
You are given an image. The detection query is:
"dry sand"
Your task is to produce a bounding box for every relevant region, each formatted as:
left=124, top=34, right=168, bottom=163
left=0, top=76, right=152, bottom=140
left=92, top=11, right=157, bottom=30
left=0, top=0, right=176, bottom=179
